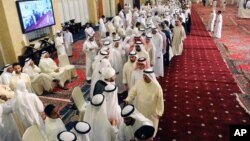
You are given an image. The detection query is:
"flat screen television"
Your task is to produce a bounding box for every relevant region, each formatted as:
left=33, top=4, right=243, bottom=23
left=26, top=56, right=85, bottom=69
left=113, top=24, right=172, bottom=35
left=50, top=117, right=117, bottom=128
left=16, top=0, right=56, bottom=33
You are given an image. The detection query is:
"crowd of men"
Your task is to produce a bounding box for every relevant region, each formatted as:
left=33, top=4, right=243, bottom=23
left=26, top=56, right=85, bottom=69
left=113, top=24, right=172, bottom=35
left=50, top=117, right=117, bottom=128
left=0, top=0, right=191, bottom=140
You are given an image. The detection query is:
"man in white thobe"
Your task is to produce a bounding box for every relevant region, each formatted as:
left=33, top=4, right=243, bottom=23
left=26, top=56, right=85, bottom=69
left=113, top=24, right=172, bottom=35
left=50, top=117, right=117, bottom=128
left=9, top=63, right=32, bottom=92
left=83, top=35, right=99, bottom=83
left=1, top=64, right=14, bottom=86
left=113, top=14, right=122, bottom=30
left=99, top=15, right=107, bottom=38
left=116, top=104, right=154, bottom=141
left=214, top=10, right=223, bottom=38
left=85, top=23, right=95, bottom=38
left=103, top=84, right=123, bottom=125
left=144, top=34, right=156, bottom=67
left=125, top=68, right=164, bottom=137
left=39, top=51, right=70, bottom=88
left=12, top=80, right=46, bottom=138
left=55, top=31, right=66, bottom=56
left=90, top=50, right=111, bottom=97
left=92, top=67, right=116, bottom=97
left=63, top=28, right=74, bottom=57
left=0, top=95, right=22, bottom=141
left=123, top=51, right=137, bottom=91
left=23, top=58, right=54, bottom=95
left=84, top=94, right=117, bottom=141
left=44, top=104, right=67, bottom=141
left=110, top=37, right=126, bottom=93
left=212, top=0, right=217, bottom=11
left=207, top=10, right=216, bottom=32
left=172, top=20, right=186, bottom=56
left=151, top=28, right=164, bottom=77
left=220, top=0, right=227, bottom=12
left=106, top=19, right=116, bottom=34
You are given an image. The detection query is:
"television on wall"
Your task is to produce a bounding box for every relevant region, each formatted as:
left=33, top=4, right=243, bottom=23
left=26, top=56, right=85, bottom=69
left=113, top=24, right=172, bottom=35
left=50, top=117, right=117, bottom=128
left=16, top=0, right=56, bottom=33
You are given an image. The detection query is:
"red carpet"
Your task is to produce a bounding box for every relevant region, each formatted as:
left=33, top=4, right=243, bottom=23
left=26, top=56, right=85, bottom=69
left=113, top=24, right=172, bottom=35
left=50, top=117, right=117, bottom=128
left=157, top=7, right=250, bottom=141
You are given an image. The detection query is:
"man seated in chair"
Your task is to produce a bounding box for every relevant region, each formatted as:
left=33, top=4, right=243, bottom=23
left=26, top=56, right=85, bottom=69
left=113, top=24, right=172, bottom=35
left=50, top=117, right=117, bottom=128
left=23, top=58, right=55, bottom=95
left=9, top=63, right=32, bottom=92
left=39, top=51, right=70, bottom=89
left=44, top=104, right=66, bottom=141
left=58, top=54, right=78, bottom=81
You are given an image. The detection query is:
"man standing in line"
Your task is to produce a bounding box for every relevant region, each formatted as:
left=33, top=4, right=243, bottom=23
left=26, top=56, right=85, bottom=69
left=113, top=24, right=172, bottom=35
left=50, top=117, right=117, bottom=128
left=214, top=10, right=223, bottom=38
left=82, top=34, right=98, bottom=84
left=63, top=28, right=74, bottom=57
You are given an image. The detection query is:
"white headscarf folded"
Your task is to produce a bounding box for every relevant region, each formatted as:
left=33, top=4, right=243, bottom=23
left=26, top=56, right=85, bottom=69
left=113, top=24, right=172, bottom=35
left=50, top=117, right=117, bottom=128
left=40, top=51, right=48, bottom=59
left=24, top=58, right=31, bottom=68
left=121, top=104, right=150, bottom=122
left=103, top=84, right=123, bottom=124
left=3, top=64, right=12, bottom=72
left=71, top=121, right=91, bottom=141
left=57, top=131, right=76, bottom=141
left=101, top=67, right=116, bottom=79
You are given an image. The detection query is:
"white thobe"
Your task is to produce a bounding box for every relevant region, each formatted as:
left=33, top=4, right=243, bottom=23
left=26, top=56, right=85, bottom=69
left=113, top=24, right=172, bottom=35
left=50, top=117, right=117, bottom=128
left=212, top=0, right=217, bottom=10
left=13, top=92, right=45, bottom=137
left=9, top=73, right=32, bottom=92
left=144, top=42, right=156, bottom=66
left=85, top=27, right=95, bottom=37
left=1, top=72, right=13, bottom=85
left=113, top=16, right=122, bottom=29
left=55, top=36, right=66, bottom=56
left=39, top=58, right=70, bottom=87
left=103, top=87, right=123, bottom=125
left=45, top=117, right=66, bottom=141
left=106, top=22, right=116, bottom=34
left=90, top=58, right=111, bottom=97
left=99, top=18, right=107, bottom=38
left=123, top=61, right=135, bottom=90
left=23, top=65, right=53, bottom=95
left=151, top=33, right=164, bottom=77
left=0, top=101, right=22, bottom=141
left=110, top=46, right=126, bottom=93
left=84, top=101, right=116, bottom=141
left=64, top=31, right=73, bottom=56
left=220, top=0, right=226, bottom=11
left=214, top=14, right=223, bottom=38
left=172, top=26, right=186, bottom=56
left=208, top=11, right=216, bottom=32
left=126, top=79, right=164, bottom=136
left=83, top=40, right=98, bottom=81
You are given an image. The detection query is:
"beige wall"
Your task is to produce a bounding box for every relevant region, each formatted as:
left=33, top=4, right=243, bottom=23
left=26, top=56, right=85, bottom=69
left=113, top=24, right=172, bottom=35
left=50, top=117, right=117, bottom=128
left=0, top=0, right=62, bottom=65
left=0, top=0, right=18, bottom=64
left=87, top=0, right=98, bottom=25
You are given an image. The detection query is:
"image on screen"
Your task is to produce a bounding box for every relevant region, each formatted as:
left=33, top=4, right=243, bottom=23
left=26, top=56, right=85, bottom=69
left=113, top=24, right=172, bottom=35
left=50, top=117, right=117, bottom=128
left=16, top=0, right=55, bottom=33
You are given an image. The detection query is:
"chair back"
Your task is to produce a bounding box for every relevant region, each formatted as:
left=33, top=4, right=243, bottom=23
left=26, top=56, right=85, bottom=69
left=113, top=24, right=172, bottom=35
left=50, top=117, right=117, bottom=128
left=58, top=54, right=70, bottom=67
left=22, top=125, right=46, bottom=141
left=72, top=86, right=85, bottom=111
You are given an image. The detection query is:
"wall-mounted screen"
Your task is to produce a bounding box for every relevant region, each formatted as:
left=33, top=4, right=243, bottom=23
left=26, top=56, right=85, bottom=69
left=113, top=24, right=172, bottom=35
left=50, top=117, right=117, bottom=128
left=16, top=0, right=56, bottom=33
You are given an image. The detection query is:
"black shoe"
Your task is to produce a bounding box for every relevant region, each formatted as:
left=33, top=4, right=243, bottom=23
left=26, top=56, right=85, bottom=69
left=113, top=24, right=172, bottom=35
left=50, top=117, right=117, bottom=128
left=86, top=80, right=91, bottom=84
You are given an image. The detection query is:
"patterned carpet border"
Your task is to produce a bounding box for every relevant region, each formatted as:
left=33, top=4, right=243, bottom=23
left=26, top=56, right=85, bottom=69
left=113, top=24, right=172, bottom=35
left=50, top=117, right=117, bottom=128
left=235, top=93, right=250, bottom=115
